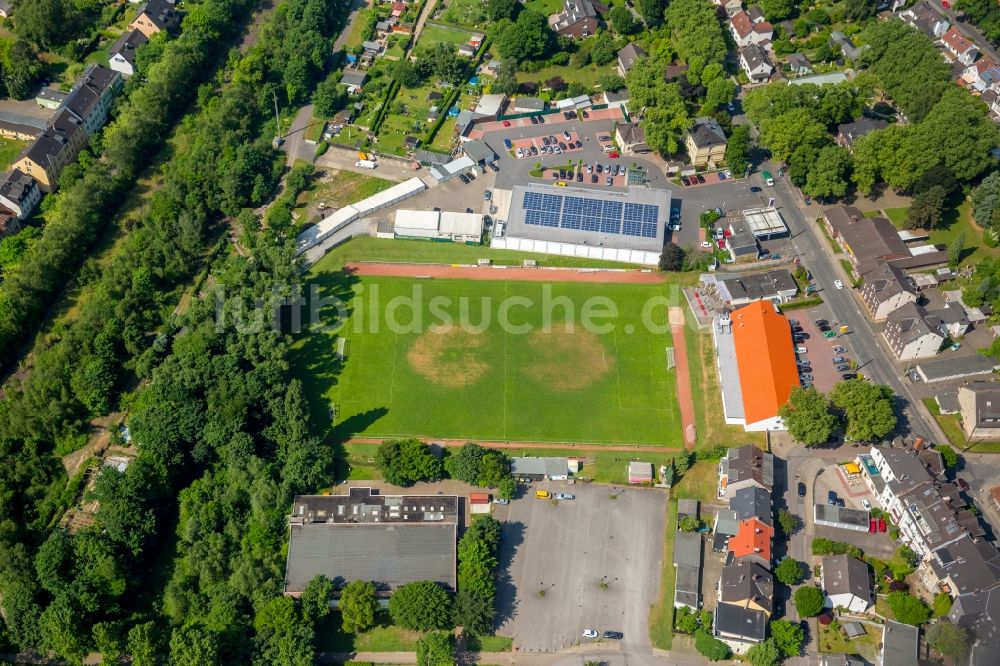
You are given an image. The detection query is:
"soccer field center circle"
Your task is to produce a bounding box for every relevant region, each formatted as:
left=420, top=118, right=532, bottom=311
left=405, top=322, right=614, bottom=391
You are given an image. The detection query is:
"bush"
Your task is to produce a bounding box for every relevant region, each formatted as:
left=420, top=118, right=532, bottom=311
left=933, top=592, right=953, bottom=617
left=694, top=629, right=731, bottom=661
left=416, top=631, right=455, bottom=666
left=811, top=538, right=863, bottom=559
left=887, top=591, right=931, bottom=626
left=339, top=580, right=377, bottom=633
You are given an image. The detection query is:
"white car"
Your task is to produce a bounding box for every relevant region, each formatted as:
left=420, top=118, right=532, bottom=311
left=556, top=493, right=575, bottom=500
left=701, top=241, right=713, bottom=248
left=861, top=499, right=872, bottom=510
left=834, top=279, right=844, bottom=290
left=582, top=629, right=599, bottom=638
left=515, top=148, right=523, bottom=158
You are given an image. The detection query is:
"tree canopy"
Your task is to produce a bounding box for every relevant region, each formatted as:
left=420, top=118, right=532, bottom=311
left=389, top=582, right=455, bottom=631
left=769, top=618, right=805, bottom=658
left=887, top=591, right=932, bottom=626
left=780, top=387, right=837, bottom=446
left=830, top=380, right=897, bottom=442
left=376, top=439, right=443, bottom=486
left=793, top=586, right=825, bottom=617
left=339, top=580, right=378, bottom=633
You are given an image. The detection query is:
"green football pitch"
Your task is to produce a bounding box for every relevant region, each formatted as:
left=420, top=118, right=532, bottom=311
left=293, top=275, right=684, bottom=446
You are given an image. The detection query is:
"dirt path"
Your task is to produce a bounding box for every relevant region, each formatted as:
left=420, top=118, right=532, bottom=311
left=346, top=437, right=678, bottom=452
left=407, top=0, right=439, bottom=58
left=669, top=307, right=696, bottom=448
left=345, top=262, right=667, bottom=284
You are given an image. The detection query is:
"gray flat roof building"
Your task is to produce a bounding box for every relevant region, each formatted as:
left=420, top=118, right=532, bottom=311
left=511, top=456, right=569, bottom=479
left=916, top=354, right=1000, bottom=383
left=813, top=504, right=870, bottom=532
left=503, top=184, right=670, bottom=253
left=284, top=488, right=458, bottom=594
left=674, top=530, right=703, bottom=609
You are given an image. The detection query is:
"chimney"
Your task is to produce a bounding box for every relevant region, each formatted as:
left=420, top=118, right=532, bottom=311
left=914, top=437, right=925, bottom=450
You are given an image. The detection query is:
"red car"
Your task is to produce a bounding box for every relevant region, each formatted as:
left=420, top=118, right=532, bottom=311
left=718, top=239, right=727, bottom=249
left=609, top=151, right=620, bottom=158
left=502, top=120, right=511, bottom=127
left=877, top=518, right=887, bottom=533
left=869, top=519, right=877, bottom=534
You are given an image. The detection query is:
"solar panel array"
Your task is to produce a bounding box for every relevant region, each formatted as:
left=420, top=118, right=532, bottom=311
left=521, top=190, right=660, bottom=238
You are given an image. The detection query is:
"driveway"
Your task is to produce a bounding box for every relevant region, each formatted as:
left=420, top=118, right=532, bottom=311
left=496, top=483, right=666, bottom=653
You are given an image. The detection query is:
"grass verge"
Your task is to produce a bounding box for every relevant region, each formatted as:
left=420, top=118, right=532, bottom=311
left=648, top=497, right=677, bottom=650
left=315, top=612, right=423, bottom=652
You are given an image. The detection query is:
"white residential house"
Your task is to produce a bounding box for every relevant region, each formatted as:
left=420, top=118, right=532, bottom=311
left=0, top=169, right=41, bottom=221
left=108, top=29, right=149, bottom=78
left=729, top=11, right=773, bottom=48
left=713, top=0, right=742, bottom=17
left=883, top=302, right=946, bottom=361
left=821, top=555, right=872, bottom=613
left=941, top=27, right=979, bottom=66
left=740, top=44, right=774, bottom=83
left=899, top=1, right=950, bottom=40
left=963, top=56, right=1000, bottom=92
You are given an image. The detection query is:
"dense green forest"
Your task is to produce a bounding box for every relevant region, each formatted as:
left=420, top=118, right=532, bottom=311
left=0, top=0, right=353, bottom=661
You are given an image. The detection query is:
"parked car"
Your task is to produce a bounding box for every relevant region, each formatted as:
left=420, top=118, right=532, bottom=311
left=515, top=148, right=523, bottom=158
left=696, top=174, right=705, bottom=183
left=563, top=131, right=572, bottom=141
left=530, top=145, right=538, bottom=156
left=832, top=356, right=846, bottom=363
left=582, top=629, right=599, bottom=638
left=606, top=175, right=613, bottom=186
left=502, top=120, right=511, bottom=127
left=603, top=631, right=624, bottom=640
left=556, top=493, right=575, bottom=500
left=815, top=319, right=828, bottom=327
left=681, top=176, right=690, bottom=186
left=834, top=279, right=844, bottom=290
left=459, top=173, right=471, bottom=183
left=483, top=190, right=492, bottom=200
left=832, top=346, right=847, bottom=354
left=750, top=186, right=761, bottom=192
left=828, top=490, right=837, bottom=505
left=591, top=174, right=598, bottom=183
left=877, top=518, right=887, bottom=533
left=958, top=478, right=971, bottom=491
left=800, top=374, right=813, bottom=381
left=495, top=498, right=509, bottom=505
left=576, top=172, right=583, bottom=182
left=586, top=164, right=593, bottom=173
left=596, top=164, right=603, bottom=174
left=841, top=373, right=856, bottom=380
left=797, top=482, right=807, bottom=497
left=861, top=499, right=872, bottom=510
left=835, top=364, right=849, bottom=372
left=823, top=331, right=836, bottom=338
left=529, top=115, right=538, bottom=124
left=504, top=138, right=513, bottom=150
left=542, top=137, right=550, bottom=146
left=551, top=172, right=558, bottom=180
left=796, top=346, right=808, bottom=354
left=536, top=115, right=544, bottom=124
left=559, top=142, right=567, bottom=151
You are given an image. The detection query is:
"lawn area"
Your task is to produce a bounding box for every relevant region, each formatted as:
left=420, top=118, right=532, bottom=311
left=0, top=136, right=27, bottom=171
left=344, top=7, right=376, bottom=51
left=672, top=460, right=720, bottom=502
left=315, top=612, right=424, bottom=652
left=293, top=275, right=685, bottom=445
left=295, top=170, right=396, bottom=213
left=430, top=116, right=458, bottom=152
left=867, top=199, right=1000, bottom=267
left=466, top=635, right=513, bottom=652
left=922, top=398, right=1000, bottom=454
left=516, top=62, right=617, bottom=91
left=648, top=498, right=677, bottom=650
left=817, top=620, right=880, bottom=661
left=523, top=0, right=564, bottom=15
left=308, top=236, right=644, bottom=270
left=414, top=22, right=474, bottom=55
left=439, top=0, right=489, bottom=29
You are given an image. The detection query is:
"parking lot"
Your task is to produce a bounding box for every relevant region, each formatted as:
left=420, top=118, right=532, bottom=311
left=783, top=310, right=854, bottom=394
left=810, top=462, right=897, bottom=559
left=495, top=483, right=666, bottom=652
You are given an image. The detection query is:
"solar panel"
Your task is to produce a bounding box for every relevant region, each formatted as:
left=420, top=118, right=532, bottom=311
left=520, top=189, right=661, bottom=239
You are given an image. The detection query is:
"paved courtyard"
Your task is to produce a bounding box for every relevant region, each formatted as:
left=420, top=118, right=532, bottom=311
left=495, top=483, right=666, bottom=653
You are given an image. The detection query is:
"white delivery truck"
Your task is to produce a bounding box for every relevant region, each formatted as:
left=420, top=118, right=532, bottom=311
left=356, top=159, right=377, bottom=169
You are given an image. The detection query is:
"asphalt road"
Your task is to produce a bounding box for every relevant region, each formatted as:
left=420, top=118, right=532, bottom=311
left=931, top=1, right=1000, bottom=64
left=765, top=166, right=939, bottom=442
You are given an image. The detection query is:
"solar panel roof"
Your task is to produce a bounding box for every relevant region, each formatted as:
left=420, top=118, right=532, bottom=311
left=520, top=189, right=660, bottom=239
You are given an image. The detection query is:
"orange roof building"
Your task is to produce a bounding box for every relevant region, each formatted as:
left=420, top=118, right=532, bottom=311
left=729, top=517, right=773, bottom=566
left=713, top=300, right=800, bottom=431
